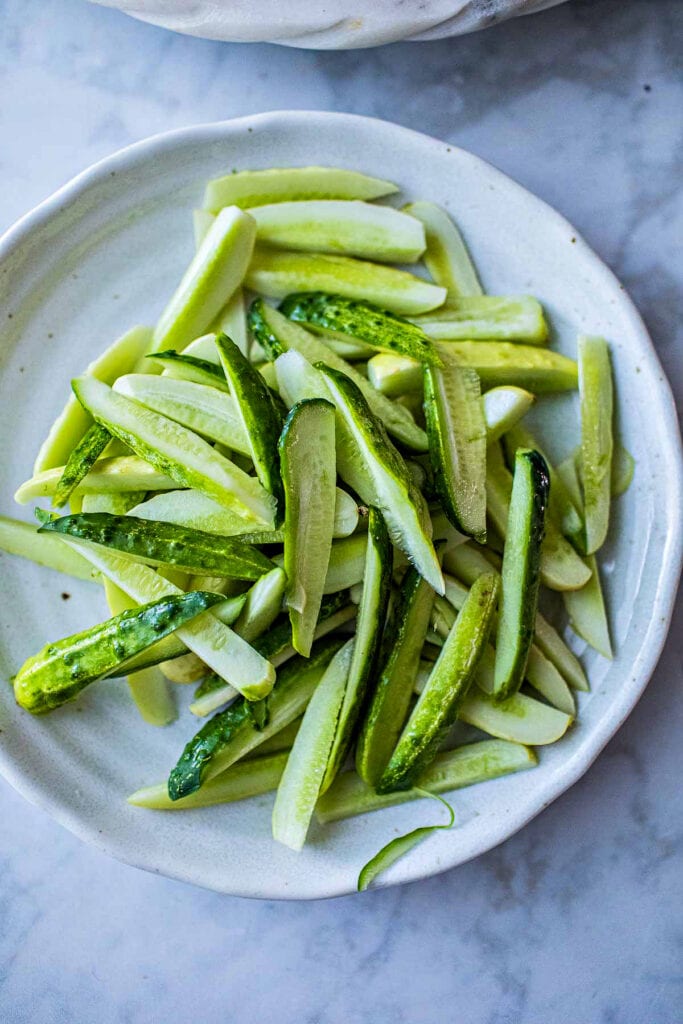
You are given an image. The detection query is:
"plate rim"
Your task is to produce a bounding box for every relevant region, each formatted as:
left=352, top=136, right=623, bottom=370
left=0, top=110, right=681, bottom=899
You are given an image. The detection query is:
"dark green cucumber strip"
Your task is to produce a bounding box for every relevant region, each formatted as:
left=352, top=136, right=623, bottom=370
left=53, top=423, right=112, bottom=509
left=423, top=345, right=487, bottom=541
left=321, top=509, right=392, bottom=792
left=148, top=351, right=229, bottom=391
left=355, top=567, right=437, bottom=787
left=316, top=363, right=443, bottom=594
left=378, top=572, right=500, bottom=793
left=167, top=634, right=346, bottom=799
left=13, top=590, right=223, bottom=714
left=279, top=399, right=337, bottom=657
left=317, top=740, right=537, bottom=823
left=215, top=333, right=285, bottom=517
left=248, top=299, right=428, bottom=451
left=38, top=513, right=274, bottom=580
left=279, top=292, right=440, bottom=366
left=493, top=449, right=549, bottom=702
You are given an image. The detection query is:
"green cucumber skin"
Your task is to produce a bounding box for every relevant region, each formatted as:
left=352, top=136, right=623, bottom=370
left=378, top=572, right=500, bottom=793
left=279, top=293, right=440, bottom=367
left=53, top=422, right=112, bottom=508
left=215, top=333, right=285, bottom=519
left=14, top=591, right=222, bottom=714
left=355, top=567, right=437, bottom=787
left=494, top=449, right=550, bottom=702
left=167, top=634, right=346, bottom=799
left=150, top=351, right=229, bottom=391
left=39, top=513, right=274, bottom=580
left=321, top=508, right=392, bottom=791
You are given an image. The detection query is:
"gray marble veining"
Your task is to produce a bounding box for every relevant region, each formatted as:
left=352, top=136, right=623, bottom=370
left=0, top=1, right=681, bottom=1021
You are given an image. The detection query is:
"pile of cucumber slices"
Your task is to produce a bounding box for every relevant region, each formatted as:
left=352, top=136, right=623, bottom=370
left=1, top=165, right=631, bottom=886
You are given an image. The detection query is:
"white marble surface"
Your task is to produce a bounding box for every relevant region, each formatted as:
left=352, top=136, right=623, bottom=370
left=0, top=0, right=681, bottom=1020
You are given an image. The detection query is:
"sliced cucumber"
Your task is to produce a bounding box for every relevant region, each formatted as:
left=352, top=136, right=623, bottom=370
left=279, top=292, right=439, bottom=365
left=401, top=202, right=482, bottom=299
left=13, top=590, right=222, bottom=714
left=323, top=534, right=368, bottom=593
left=168, top=635, right=346, bottom=799
left=483, top=387, right=534, bottom=444
left=423, top=344, right=487, bottom=541
left=317, top=364, right=443, bottom=593
left=72, top=376, right=275, bottom=526
left=0, top=515, right=98, bottom=582
left=129, top=751, right=287, bottom=810
left=114, top=374, right=249, bottom=453
left=57, top=543, right=275, bottom=701
left=246, top=248, right=446, bottom=317
left=234, top=567, right=287, bottom=642
left=251, top=201, right=425, bottom=262
left=52, top=423, right=112, bottom=509
left=15, top=456, right=178, bottom=505
left=152, top=350, right=229, bottom=389
left=203, top=166, right=399, bottom=213
left=611, top=442, right=635, bottom=498
left=272, top=639, right=354, bottom=850
left=129, top=490, right=266, bottom=536
left=493, top=449, right=549, bottom=702
left=356, top=568, right=437, bottom=787
left=367, top=344, right=579, bottom=396
left=459, top=690, right=573, bottom=745
left=279, top=399, right=337, bottom=656
left=81, top=491, right=146, bottom=515
left=579, top=335, right=613, bottom=554
left=210, top=287, right=249, bottom=355
left=33, top=325, right=154, bottom=474
left=299, top=326, right=376, bottom=361
left=322, top=509, right=392, bottom=792
left=153, top=207, right=255, bottom=353
left=379, top=572, right=499, bottom=792
left=39, top=512, right=274, bottom=579
left=317, top=740, right=536, bottom=824
left=331, top=488, right=360, bottom=538
left=412, top=296, right=548, bottom=344
left=216, top=333, right=284, bottom=515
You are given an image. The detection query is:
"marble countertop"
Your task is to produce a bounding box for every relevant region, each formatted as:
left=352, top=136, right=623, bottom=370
left=1, top=1, right=681, bottom=1020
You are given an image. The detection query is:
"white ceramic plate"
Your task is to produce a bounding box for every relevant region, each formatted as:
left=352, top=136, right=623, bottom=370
left=0, top=112, right=681, bottom=900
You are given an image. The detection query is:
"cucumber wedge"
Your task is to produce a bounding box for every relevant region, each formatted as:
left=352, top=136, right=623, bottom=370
left=252, top=302, right=427, bottom=451
left=323, top=534, right=368, bottom=593
left=423, top=344, right=487, bottom=541
left=611, top=442, right=635, bottom=498
left=401, top=202, right=482, bottom=300
left=39, top=513, right=274, bottom=580
left=72, top=376, right=275, bottom=526
left=251, top=201, right=425, bottom=263
left=246, top=248, right=446, bottom=317
left=216, top=333, right=284, bottom=514
left=279, top=399, right=337, bottom=656
left=444, top=543, right=588, bottom=691
left=151, top=349, right=229, bottom=389
left=317, top=740, right=536, bottom=824
left=279, top=292, right=440, bottom=366
left=15, top=456, right=178, bottom=505
left=13, top=590, right=222, bottom=714
left=129, top=751, right=287, bottom=810
left=33, top=325, right=154, bottom=474
left=0, top=515, right=99, bottom=582
left=367, top=344, right=579, bottom=396
left=493, top=449, right=549, bottom=702
left=168, top=635, right=346, bottom=798
left=234, top=567, right=287, bottom=641
left=210, top=287, right=249, bottom=355
left=483, top=387, right=534, bottom=444
left=579, top=335, right=613, bottom=554
left=129, top=490, right=266, bottom=536
left=153, top=206, right=256, bottom=353
left=56, top=543, right=275, bottom=700
left=204, top=166, right=399, bottom=213
left=272, top=639, right=354, bottom=850
left=317, top=364, right=443, bottom=593
left=459, top=690, right=573, bottom=745
left=379, top=572, right=499, bottom=792
left=356, top=568, right=437, bottom=787
left=322, top=509, right=392, bottom=792
left=114, top=374, right=249, bottom=453
left=52, top=423, right=112, bottom=509
left=412, top=296, right=548, bottom=344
